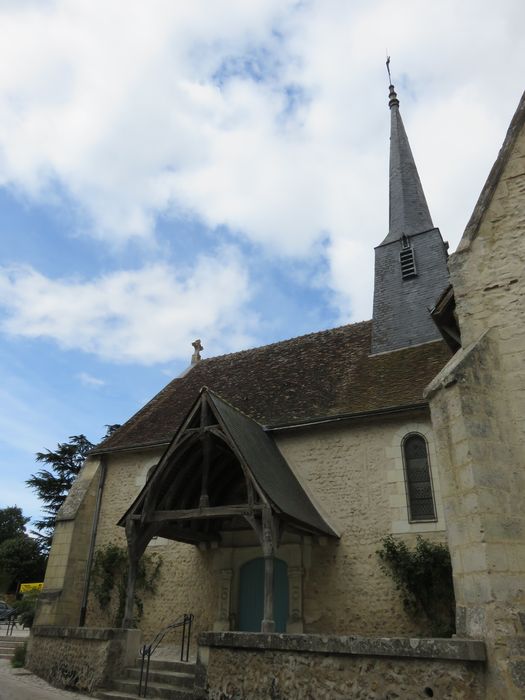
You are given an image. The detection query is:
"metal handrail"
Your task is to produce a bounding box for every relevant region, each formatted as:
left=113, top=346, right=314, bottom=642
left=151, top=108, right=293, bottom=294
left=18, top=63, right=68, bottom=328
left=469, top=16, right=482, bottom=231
left=138, top=613, right=194, bottom=698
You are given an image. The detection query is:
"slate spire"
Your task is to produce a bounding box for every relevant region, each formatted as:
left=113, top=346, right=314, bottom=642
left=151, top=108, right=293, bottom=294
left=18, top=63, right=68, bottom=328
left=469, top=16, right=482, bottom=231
left=381, top=83, right=434, bottom=244
left=371, top=78, right=449, bottom=354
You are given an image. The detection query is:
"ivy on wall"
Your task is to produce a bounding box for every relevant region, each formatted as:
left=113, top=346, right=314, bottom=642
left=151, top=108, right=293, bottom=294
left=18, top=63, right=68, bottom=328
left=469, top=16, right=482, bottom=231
left=91, top=543, right=163, bottom=627
left=377, top=535, right=455, bottom=637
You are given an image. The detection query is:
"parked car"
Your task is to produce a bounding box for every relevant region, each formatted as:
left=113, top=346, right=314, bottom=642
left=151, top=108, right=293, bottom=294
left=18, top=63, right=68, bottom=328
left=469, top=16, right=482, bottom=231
left=0, top=600, right=16, bottom=622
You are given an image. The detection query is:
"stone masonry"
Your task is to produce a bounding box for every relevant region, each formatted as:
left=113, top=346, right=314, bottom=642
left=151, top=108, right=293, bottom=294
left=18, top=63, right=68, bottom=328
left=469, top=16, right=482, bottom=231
left=78, top=415, right=448, bottom=645
left=426, top=91, right=525, bottom=697
left=198, top=632, right=486, bottom=700
left=27, top=626, right=140, bottom=694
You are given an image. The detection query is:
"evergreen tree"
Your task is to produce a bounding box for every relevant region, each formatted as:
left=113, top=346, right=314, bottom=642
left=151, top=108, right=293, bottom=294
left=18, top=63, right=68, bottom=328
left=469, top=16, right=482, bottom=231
left=26, top=425, right=120, bottom=551
left=0, top=535, right=46, bottom=591
left=0, top=506, right=45, bottom=592
left=0, top=506, right=29, bottom=545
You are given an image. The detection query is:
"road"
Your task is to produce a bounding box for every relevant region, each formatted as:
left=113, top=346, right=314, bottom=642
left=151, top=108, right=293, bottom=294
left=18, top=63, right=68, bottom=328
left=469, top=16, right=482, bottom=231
left=0, top=660, right=92, bottom=700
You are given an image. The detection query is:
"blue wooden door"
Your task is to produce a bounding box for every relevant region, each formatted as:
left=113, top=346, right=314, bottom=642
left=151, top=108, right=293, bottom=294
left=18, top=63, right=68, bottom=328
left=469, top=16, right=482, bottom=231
left=238, top=558, right=288, bottom=632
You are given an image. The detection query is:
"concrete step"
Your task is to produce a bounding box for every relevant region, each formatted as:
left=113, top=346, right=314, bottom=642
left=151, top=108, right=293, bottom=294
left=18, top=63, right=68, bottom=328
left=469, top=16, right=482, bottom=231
left=97, top=692, right=195, bottom=700
left=96, top=656, right=196, bottom=700
left=137, top=659, right=196, bottom=673
left=112, top=678, right=195, bottom=699
left=0, top=640, right=25, bottom=660
left=126, top=667, right=194, bottom=688
left=96, top=692, right=147, bottom=700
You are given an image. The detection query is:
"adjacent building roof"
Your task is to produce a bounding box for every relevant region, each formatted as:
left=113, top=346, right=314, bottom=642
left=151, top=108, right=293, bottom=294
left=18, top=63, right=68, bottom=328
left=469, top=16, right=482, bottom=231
left=95, top=320, right=450, bottom=454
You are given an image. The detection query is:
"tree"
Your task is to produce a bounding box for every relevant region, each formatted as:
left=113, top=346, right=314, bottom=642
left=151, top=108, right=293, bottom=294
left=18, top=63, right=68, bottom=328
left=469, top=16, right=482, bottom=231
left=0, top=506, right=42, bottom=593
left=0, top=536, right=46, bottom=592
left=26, top=435, right=94, bottom=550
left=26, top=425, right=120, bottom=551
left=0, top=506, right=29, bottom=545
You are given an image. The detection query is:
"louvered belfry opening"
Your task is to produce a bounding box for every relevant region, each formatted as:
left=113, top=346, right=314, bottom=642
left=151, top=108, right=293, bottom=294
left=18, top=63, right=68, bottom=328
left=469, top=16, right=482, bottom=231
left=400, top=245, right=417, bottom=279
left=403, top=433, right=436, bottom=521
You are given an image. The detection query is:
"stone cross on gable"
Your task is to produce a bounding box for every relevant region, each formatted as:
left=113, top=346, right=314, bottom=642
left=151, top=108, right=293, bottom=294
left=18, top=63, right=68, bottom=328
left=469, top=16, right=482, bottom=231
left=191, top=339, right=203, bottom=364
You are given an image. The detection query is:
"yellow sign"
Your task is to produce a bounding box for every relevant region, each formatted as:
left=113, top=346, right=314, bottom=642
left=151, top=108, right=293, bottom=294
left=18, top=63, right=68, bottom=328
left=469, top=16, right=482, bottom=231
left=19, top=582, right=44, bottom=593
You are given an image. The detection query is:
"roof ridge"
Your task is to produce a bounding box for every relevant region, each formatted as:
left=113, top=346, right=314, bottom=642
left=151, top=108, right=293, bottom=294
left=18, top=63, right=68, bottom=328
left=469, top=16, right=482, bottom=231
left=198, top=319, right=371, bottom=364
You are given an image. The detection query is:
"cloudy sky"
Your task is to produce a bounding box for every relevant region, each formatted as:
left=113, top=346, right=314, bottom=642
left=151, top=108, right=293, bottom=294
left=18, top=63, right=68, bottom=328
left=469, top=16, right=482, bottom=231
left=0, top=0, right=524, bottom=524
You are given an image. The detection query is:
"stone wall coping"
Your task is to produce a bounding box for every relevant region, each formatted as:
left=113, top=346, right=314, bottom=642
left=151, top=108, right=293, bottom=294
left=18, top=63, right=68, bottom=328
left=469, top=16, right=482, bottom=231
left=32, top=625, right=133, bottom=641
left=198, top=632, right=486, bottom=662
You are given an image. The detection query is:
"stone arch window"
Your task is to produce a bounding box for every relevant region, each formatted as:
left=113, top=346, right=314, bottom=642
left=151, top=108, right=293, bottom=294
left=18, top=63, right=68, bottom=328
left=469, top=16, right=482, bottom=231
left=402, top=433, right=436, bottom=521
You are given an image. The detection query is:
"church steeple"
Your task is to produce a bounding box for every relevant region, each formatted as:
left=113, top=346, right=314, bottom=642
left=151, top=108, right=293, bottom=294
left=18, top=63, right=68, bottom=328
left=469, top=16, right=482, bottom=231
left=382, top=84, right=434, bottom=244
left=371, top=75, right=449, bottom=355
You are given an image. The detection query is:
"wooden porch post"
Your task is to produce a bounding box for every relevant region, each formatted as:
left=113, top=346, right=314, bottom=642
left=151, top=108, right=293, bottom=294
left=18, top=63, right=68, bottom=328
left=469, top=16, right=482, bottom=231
left=122, top=552, right=138, bottom=629
left=261, top=506, right=276, bottom=633
left=122, top=518, right=141, bottom=629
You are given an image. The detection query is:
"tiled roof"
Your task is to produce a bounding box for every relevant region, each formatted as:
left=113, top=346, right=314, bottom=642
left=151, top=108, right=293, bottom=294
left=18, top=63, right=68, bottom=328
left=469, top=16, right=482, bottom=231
left=96, top=320, right=450, bottom=453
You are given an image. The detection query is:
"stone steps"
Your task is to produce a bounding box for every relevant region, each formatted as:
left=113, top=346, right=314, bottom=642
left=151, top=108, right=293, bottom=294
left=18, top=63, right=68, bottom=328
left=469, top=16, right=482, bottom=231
left=126, top=667, right=194, bottom=687
left=0, top=637, right=26, bottom=660
left=96, top=658, right=196, bottom=700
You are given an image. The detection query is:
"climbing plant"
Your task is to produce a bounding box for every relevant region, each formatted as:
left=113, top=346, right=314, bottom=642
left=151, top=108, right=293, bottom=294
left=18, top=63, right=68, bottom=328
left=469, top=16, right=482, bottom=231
left=377, top=535, right=455, bottom=637
left=91, top=543, right=163, bottom=627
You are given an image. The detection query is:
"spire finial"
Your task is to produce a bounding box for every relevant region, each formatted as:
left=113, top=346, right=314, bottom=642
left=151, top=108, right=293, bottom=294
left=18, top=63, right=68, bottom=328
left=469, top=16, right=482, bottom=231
left=386, top=55, right=399, bottom=108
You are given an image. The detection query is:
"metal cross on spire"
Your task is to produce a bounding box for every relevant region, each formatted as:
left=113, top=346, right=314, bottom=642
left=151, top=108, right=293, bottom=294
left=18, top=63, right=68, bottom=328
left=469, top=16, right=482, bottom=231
left=386, top=55, right=399, bottom=109
left=386, top=54, right=392, bottom=85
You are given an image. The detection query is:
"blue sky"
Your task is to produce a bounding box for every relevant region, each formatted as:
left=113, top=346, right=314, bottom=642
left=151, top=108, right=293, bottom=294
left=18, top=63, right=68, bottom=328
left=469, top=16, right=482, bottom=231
left=0, top=0, right=524, bottom=525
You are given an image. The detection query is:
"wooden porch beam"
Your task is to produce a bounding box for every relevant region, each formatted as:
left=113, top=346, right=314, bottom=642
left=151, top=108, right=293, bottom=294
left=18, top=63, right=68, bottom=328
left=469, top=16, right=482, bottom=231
left=181, top=425, right=220, bottom=436
left=157, top=526, right=220, bottom=543
left=147, top=504, right=262, bottom=522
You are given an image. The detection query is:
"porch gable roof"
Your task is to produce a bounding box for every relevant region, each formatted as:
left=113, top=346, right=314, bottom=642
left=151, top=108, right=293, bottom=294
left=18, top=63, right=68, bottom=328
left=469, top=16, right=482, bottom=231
left=118, top=388, right=338, bottom=540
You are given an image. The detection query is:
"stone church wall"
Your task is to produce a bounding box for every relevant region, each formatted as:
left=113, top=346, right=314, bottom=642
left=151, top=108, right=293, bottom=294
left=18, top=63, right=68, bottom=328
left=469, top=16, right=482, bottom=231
left=84, top=447, right=220, bottom=645
left=80, top=412, right=448, bottom=645
left=275, top=414, right=447, bottom=637
left=427, top=97, right=525, bottom=697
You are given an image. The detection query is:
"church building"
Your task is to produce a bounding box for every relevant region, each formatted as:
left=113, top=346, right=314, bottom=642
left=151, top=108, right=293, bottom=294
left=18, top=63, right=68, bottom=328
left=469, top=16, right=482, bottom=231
left=27, top=84, right=525, bottom=699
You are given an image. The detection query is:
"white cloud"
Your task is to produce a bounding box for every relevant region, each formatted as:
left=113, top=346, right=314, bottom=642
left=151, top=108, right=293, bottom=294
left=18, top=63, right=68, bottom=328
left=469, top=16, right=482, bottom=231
left=0, top=248, right=254, bottom=364
left=76, top=372, right=105, bottom=387
left=0, top=1, right=523, bottom=319
left=0, top=386, right=56, bottom=455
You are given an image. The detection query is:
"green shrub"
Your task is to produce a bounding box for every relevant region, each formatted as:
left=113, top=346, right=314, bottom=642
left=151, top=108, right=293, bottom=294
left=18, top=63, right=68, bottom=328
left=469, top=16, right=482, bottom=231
left=377, top=535, right=455, bottom=637
left=14, top=591, right=39, bottom=628
left=91, top=543, right=162, bottom=627
left=11, top=642, right=27, bottom=668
